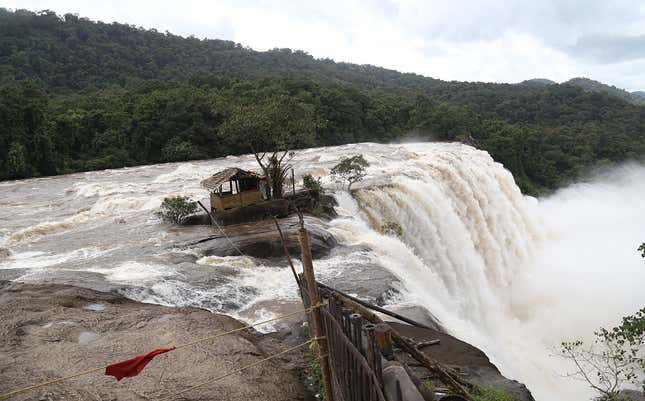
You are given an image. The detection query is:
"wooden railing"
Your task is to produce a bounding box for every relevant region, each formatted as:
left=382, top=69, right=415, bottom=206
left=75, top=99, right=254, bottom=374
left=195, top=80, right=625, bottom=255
left=300, top=278, right=387, bottom=401
left=290, top=219, right=474, bottom=401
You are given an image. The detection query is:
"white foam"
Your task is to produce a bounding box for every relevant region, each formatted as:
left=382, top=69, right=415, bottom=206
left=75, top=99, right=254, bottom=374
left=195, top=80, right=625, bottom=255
left=86, top=261, right=176, bottom=283
left=67, top=182, right=149, bottom=198
left=196, top=255, right=257, bottom=269
left=7, top=212, right=94, bottom=243
left=0, top=247, right=110, bottom=270
left=153, top=163, right=209, bottom=184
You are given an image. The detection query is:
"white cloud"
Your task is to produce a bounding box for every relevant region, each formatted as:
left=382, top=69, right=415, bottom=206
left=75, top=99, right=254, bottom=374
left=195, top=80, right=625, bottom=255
left=4, top=0, right=645, bottom=90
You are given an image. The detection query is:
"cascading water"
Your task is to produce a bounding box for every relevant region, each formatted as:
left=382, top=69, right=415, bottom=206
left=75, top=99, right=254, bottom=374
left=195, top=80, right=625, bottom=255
left=326, top=143, right=645, bottom=401
left=1, top=142, right=643, bottom=400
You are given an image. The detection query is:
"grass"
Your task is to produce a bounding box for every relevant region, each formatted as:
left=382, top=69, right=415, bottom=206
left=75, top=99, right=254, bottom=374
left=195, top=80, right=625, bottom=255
left=303, top=322, right=326, bottom=400
left=471, top=386, right=517, bottom=401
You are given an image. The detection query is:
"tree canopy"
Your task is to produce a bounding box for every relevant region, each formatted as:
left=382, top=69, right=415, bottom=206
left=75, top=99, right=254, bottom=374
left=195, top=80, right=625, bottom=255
left=1, top=9, right=645, bottom=195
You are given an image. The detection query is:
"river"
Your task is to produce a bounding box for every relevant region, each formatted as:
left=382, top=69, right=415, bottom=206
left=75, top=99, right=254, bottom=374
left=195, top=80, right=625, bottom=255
left=1, top=142, right=644, bottom=400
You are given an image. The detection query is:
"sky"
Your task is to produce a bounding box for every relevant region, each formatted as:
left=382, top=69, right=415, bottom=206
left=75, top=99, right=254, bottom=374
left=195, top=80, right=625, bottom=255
left=4, top=0, right=645, bottom=91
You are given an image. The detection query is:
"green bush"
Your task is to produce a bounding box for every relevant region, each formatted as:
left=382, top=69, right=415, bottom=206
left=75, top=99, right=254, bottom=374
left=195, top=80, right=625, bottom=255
left=155, top=196, right=198, bottom=224
left=303, top=173, right=323, bottom=193
left=381, top=221, right=403, bottom=237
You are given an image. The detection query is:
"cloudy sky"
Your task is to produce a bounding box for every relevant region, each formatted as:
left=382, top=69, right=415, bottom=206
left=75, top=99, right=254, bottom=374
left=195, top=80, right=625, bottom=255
left=4, top=0, right=645, bottom=91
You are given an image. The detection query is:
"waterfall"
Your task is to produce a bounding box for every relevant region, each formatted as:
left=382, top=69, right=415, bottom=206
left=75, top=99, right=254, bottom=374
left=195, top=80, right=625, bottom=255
left=2, top=140, right=642, bottom=400
left=356, top=145, right=539, bottom=319
left=325, top=143, right=645, bottom=401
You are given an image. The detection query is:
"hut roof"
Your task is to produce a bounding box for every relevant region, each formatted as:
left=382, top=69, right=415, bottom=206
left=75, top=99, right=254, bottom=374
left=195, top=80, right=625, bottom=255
left=200, top=167, right=262, bottom=191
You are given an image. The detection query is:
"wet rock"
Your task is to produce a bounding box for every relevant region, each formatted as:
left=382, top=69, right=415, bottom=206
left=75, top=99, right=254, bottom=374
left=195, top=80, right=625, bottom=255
left=0, top=247, right=11, bottom=259
left=83, top=303, right=105, bottom=312
left=181, top=212, right=211, bottom=225
left=0, top=268, right=27, bottom=281
left=385, top=304, right=443, bottom=332
left=322, top=245, right=401, bottom=302
left=78, top=331, right=98, bottom=343
left=284, top=190, right=338, bottom=219
left=187, top=215, right=337, bottom=259
left=389, top=322, right=535, bottom=401
left=382, top=361, right=426, bottom=401
left=0, top=281, right=307, bottom=401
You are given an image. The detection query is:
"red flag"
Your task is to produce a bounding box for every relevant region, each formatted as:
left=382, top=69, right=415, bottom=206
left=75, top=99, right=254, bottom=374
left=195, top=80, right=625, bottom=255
left=105, top=347, right=175, bottom=381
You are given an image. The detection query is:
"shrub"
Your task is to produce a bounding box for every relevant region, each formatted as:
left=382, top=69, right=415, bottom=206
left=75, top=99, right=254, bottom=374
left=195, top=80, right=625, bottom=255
left=303, top=173, right=323, bottom=193
left=381, top=221, right=403, bottom=237
left=471, top=386, right=517, bottom=401
left=155, top=196, right=198, bottom=224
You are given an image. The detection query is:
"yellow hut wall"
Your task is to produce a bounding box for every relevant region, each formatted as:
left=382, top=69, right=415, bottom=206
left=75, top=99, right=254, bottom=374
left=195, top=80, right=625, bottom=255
left=210, top=190, right=263, bottom=211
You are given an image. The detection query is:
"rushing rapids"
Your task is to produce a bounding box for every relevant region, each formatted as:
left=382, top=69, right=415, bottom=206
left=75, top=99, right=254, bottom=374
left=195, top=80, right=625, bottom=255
left=1, top=142, right=644, bottom=400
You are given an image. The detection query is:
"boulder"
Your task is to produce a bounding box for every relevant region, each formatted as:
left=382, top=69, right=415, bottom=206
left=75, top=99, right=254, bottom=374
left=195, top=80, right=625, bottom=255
left=0, top=281, right=308, bottom=401
left=185, top=215, right=337, bottom=259
left=389, top=322, right=535, bottom=401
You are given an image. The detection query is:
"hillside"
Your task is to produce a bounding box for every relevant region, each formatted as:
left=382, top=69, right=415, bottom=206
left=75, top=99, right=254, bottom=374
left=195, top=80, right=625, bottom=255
left=1, top=8, right=645, bottom=195
left=519, top=79, right=557, bottom=87
left=564, top=77, right=645, bottom=106
left=0, top=9, right=444, bottom=96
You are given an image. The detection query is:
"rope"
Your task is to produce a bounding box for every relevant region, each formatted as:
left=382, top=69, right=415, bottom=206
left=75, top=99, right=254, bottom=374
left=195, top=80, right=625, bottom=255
left=157, top=338, right=321, bottom=401
left=0, top=367, right=106, bottom=400
left=209, top=213, right=246, bottom=257
left=197, top=200, right=246, bottom=257
left=173, top=303, right=323, bottom=350
left=0, top=303, right=324, bottom=400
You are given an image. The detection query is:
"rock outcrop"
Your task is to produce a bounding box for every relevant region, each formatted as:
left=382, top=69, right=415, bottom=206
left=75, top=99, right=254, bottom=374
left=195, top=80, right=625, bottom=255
left=0, top=281, right=308, bottom=401
left=183, top=215, right=337, bottom=259
left=389, top=322, right=535, bottom=401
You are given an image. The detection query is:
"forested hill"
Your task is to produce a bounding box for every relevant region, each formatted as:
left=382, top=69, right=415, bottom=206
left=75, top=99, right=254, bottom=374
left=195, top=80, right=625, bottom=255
left=1, top=9, right=645, bottom=195
left=1, top=8, right=443, bottom=95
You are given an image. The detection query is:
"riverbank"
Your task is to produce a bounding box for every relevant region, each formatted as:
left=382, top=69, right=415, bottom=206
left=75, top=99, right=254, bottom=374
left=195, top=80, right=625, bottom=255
left=0, top=280, right=542, bottom=401
left=0, top=281, right=310, bottom=401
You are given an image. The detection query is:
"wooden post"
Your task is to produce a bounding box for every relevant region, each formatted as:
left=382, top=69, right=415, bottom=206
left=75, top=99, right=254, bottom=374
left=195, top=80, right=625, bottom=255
left=291, top=168, right=296, bottom=196
left=342, top=308, right=353, bottom=337
left=234, top=179, right=243, bottom=207
left=363, top=323, right=382, bottom=386
left=324, top=286, right=476, bottom=400
left=350, top=313, right=363, bottom=352
left=299, top=223, right=334, bottom=401
left=317, top=282, right=437, bottom=330
left=374, top=323, right=394, bottom=360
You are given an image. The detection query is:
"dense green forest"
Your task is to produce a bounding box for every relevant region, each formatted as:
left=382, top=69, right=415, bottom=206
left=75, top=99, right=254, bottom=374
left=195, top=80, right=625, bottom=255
left=1, top=9, right=645, bottom=194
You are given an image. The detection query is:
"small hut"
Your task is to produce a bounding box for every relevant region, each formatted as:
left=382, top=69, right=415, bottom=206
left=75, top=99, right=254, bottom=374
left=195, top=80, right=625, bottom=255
left=200, top=167, right=267, bottom=212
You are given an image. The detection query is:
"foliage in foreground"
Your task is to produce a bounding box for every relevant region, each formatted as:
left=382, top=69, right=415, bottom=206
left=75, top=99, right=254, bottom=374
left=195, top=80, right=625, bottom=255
left=560, top=308, right=645, bottom=400
left=560, top=244, right=645, bottom=400
left=155, top=196, right=198, bottom=224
